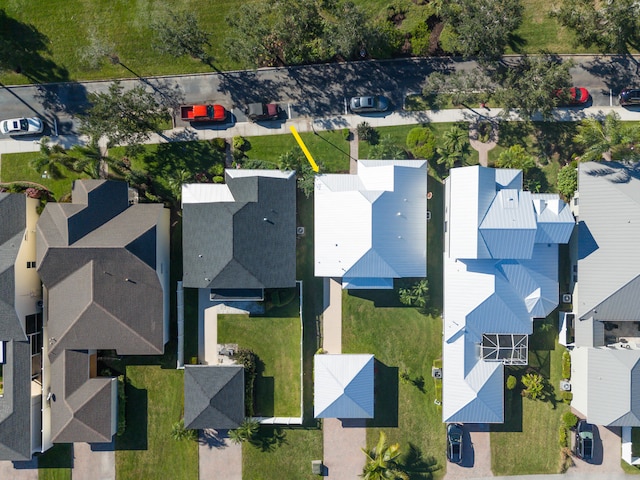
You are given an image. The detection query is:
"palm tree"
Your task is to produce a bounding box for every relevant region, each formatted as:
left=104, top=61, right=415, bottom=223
left=361, top=431, right=408, bottom=480
left=29, top=137, right=72, bottom=179
left=167, top=169, right=192, bottom=202
left=574, top=112, right=640, bottom=162
left=437, top=125, right=470, bottom=168
left=68, top=142, right=105, bottom=179
left=228, top=418, right=260, bottom=444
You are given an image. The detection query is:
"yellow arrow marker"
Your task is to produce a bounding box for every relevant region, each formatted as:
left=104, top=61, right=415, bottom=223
left=290, top=125, right=319, bottom=172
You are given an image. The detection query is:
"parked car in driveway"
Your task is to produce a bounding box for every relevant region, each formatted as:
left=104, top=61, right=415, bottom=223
left=446, top=423, right=463, bottom=464
left=575, top=420, right=594, bottom=461
left=0, top=117, right=44, bottom=136
left=619, top=88, right=640, bottom=106
left=349, top=95, right=389, bottom=113
left=556, top=87, right=590, bottom=106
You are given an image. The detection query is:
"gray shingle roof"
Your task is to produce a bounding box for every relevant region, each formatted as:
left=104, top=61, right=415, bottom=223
left=0, top=194, right=31, bottom=460
left=38, top=180, right=168, bottom=444
left=38, top=181, right=167, bottom=357
left=182, top=172, right=296, bottom=289
left=49, top=350, right=115, bottom=443
left=184, top=365, right=244, bottom=429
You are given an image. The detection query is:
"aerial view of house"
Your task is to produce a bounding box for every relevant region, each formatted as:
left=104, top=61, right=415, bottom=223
left=443, top=166, right=574, bottom=423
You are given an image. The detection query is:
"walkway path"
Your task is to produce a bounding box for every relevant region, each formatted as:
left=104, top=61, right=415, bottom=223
left=468, top=121, right=498, bottom=167
left=199, top=429, right=242, bottom=480
left=322, top=277, right=343, bottom=354
left=321, top=277, right=368, bottom=479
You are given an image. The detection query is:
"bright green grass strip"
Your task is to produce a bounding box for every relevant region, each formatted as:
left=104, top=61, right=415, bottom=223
left=242, top=426, right=322, bottom=480
left=218, top=314, right=301, bottom=417
left=245, top=130, right=351, bottom=173
left=115, top=366, right=197, bottom=480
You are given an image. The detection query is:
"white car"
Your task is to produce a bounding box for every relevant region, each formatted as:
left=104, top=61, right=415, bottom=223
left=0, top=117, right=44, bottom=136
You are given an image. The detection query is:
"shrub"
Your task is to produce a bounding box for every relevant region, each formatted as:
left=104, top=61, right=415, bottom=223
left=506, top=375, right=517, bottom=390
left=521, top=372, right=545, bottom=400
left=558, top=426, right=568, bottom=448
left=343, top=128, right=351, bottom=141
left=357, top=122, right=378, bottom=144
left=213, top=175, right=224, bottom=183
left=234, top=348, right=258, bottom=416
left=562, top=391, right=573, bottom=404
left=209, top=162, right=225, bottom=177
left=233, top=136, right=249, bottom=151
left=171, top=418, right=197, bottom=441
left=228, top=418, right=260, bottom=444
left=117, top=375, right=126, bottom=436
left=210, top=137, right=227, bottom=151
left=562, top=411, right=578, bottom=429
left=562, top=351, right=571, bottom=379
left=410, top=22, right=431, bottom=56
left=406, top=127, right=436, bottom=159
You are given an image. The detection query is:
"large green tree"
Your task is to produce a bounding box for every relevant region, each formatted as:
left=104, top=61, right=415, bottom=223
left=496, top=145, right=536, bottom=172
left=440, top=0, right=523, bottom=60
left=573, top=112, right=640, bottom=162
left=361, top=431, right=408, bottom=480
left=492, top=55, right=573, bottom=120
left=151, top=11, right=212, bottom=62
left=80, top=80, right=168, bottom=147
left=552, top=0, right=640, bottom=54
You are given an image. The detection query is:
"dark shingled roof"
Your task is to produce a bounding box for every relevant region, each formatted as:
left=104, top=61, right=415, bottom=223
left=184, top=365, right=244, bottom=429
left=0, top=194, right=32, bottom=460
left=182, top=172, right=296, bottom=289
left=38, top=180, right=168, bottom=444
left=49, top=350, right=114, bottom=443
left=38, top=180, right=166, bottom=357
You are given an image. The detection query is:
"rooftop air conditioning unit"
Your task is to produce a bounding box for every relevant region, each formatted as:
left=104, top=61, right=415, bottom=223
left=431, top=367, right=442, bottom=379
left=560, top=380, right=571, bottom=391
left=562, top=293, right=572, bottom=304
left=296, top=226, right=305, bottom=236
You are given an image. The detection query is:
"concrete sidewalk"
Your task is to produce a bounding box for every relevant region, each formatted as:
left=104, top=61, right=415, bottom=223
left=0, top=105, right=632, bottom=156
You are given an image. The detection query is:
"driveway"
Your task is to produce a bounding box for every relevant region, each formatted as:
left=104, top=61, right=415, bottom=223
left=444, top=424, right=493, bottom=479
left=568, top=425, right=624, bottom=475
left=72, top=442, right=115, bottom=480
left=0, top=459, right=37, bottom=480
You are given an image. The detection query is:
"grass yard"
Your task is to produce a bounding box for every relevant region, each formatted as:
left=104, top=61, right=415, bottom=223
left=0, top=0, right=591, bottom=85
left=358, top=123, right=480, bottom=169
left=242, top=426, right=323, bottom=480
left=0, top=151, right=87, bottom=200
left=245, top=130, right=351, bottom=173
left=342, top=293, right=446, bottom=480
left=218, top=312, right=302, bottom=417
left=490, top=314, right=570, bottom=475
left=37, top=443, right=72, bottom=480
left=115, top=365, right=198, bottom=480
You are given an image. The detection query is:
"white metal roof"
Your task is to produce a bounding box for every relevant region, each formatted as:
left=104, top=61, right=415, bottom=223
left=226, top=169, right=295, bottom=179
left=182, top=183, right=234, bottom=205
left=314, top=160, right=427, bottom=286
left=443, top=166, right=572, bottom=424
left=314, top=354, right=374, bottom=419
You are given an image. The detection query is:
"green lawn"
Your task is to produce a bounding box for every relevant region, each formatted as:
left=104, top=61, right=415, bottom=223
left=0, top=151, right=87, bottom=200
left=0, top=0, right=593, bottom=85
left=245, top=130, right=351, bottom=173
left=242, top=426, right=323, bottom=480
left=218, top=312, right=302, bottom=417
left=115, top=366, right=198, bottom=480
left=490, top=314, right=570, bottom=475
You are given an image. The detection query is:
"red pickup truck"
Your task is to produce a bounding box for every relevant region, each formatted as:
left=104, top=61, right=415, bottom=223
left=180, top=104, right=228, bottom=122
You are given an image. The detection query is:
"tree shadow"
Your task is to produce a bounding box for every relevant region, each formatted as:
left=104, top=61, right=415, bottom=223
left=250, top=426, right=287, bottom=452
left=402, top=443, right=441, bottom=480
left=532, top=122, right=580, bottom=163
left=34, top=83, right=89, bottom=116
left=506, top=33, right=527, bottom=54
left=582, top=55, right=640, bottom=93
left=0, top=9, right=69, bottom=83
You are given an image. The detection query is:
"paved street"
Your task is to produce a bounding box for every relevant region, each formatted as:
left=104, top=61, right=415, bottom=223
left=1, top=55, right=640, bottom=140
